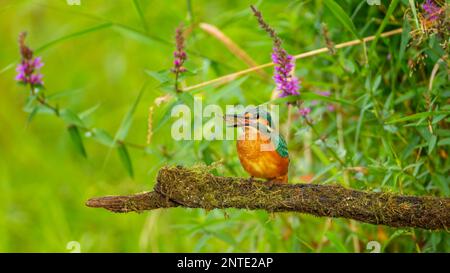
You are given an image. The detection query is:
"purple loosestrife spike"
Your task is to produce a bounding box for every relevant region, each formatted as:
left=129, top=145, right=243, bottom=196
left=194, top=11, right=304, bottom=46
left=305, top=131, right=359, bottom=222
left=251, top=5, right=300, bottom=98
left=422, top=0, right=441, bottom=21
left=171, top=24, right=187, bottom=74
left=16, top=32, right=44, bottom=86
left=171, top=24, right=187, bottom=92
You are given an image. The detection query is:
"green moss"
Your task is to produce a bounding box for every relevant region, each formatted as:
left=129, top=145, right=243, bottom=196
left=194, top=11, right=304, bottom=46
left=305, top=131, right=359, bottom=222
left=153, top=165, right=450, bottom=230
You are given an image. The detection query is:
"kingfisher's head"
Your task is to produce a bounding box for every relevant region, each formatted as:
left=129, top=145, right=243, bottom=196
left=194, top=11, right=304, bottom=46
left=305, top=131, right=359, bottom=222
left=224, top=107, right=273, bottom=130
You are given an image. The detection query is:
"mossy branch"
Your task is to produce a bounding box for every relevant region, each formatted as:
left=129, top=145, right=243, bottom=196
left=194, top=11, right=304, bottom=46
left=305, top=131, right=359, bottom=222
left=86, top=165, right=450, bottom=230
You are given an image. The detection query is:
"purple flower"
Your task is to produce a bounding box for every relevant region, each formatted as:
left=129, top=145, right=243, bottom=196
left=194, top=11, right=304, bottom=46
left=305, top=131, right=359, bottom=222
left=15, top=32, right=44, bottom=86
left=171, top=24, right=187, bottom=75
left=422, top=0, right=441, bottom=21
left=15, top=72, right=26, bottom=82
left=272, top=51, right=300, bottom=97
left=327, top=104, right=336, bottom=112
left=251, top=5, right=300, bottom=98
left=30, top=74, right=44, bottom=85
left=272, top=48, right=300, bottom=97
left=33, top=57, right=44, bottom=69
left=308, top=90, right=334, bottom=114
left=15, top=59, right=44, bottom=86
left=299, top=107, right=311, bottom=116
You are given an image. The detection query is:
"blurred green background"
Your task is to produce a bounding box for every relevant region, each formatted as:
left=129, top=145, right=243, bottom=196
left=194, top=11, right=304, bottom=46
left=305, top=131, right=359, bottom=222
left=0, top=0, right=448, bottom=252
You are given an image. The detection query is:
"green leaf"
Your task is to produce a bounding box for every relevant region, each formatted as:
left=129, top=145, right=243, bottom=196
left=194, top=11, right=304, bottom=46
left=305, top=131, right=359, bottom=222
left=36, top=23, right=113, bottom=53
left=382, top=230, right=412, bottom=252
left=325, top=232, right=349, bottom=253
left=91, top=128, right=116, bottom=147
left=132, top=0, right=149, bottom=33
left=207, top=230, right=237, bottom=247
left=67, top=125, right=87, bottom=158
left=153, top=99, right=180, bottom=133
left=145, top=69, right=172, bottom=84
left=23, top=95, right=38, bottom=112
left=60, top=109, right=85, bottom=128
left=117, top=143, right=133, bottom=178
left=433, top=175, right=450, bottom=196
left=398, top=18, right=411, bottom=64
left=46, top=88, right=84, bottom=101
left=369, top=0, right=400, bottom=54
left=323, top=0, right=359, bottom=39
left=112, top=24, right=163, bottom=46
left=438, top=137, right=450, bottom=146
left=207, top=76, right=248, bottom=103
left=386, top=111, right=450, bottom=124
left=394, top=90, right=415, bottom=105
left=432, top=114, right=447, bottom=124
left=437, top=129, right=450, bottom=137
left=23, top=103, right=54, bottom=115
left=79, top=103, right=101, bottom=119
left=408, top=0, right=420, bottom=30
left=428, top=135, right=437, bottom=154
left=115, top=82, right=147, bottom=141
left=177, top=91, right=195, bottom=107
left=0, top=62, right=15, bottom=75
left=26, top=106, right=39, bottom=126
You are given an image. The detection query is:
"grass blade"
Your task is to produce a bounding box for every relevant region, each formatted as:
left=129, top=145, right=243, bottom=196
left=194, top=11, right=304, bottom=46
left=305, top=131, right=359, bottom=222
left=408, top=0, right=420, bottom=30
left=323, top=0, right=359, bottom=39
left=115, top=82, right=148, bottom=141
left=132, top=0, right=149, bottom=33
left=67, top=125, right=87, bottom=158
left=387, top=111, right=450, bottom=124
left=36, top=23, right=113, bottom=53
left=26, top=106, right=39, bottom=127
left=117, top=143, right=133, bottom=178
left=369, top=0, right=400, bottom=54
left=103, top=82, right=147, bottom=174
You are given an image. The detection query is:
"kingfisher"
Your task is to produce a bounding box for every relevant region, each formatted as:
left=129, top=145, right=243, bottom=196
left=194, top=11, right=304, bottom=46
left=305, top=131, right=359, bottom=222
left=224, top=108, right=289, bottom=184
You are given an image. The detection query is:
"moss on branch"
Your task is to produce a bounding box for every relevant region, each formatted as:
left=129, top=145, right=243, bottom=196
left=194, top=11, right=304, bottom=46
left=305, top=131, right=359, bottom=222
left=86, top=165, right=450, bottom=230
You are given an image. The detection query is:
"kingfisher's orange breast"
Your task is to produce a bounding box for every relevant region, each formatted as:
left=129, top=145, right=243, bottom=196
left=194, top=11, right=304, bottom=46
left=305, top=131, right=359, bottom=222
left=236, top=127, right=289, bottom=180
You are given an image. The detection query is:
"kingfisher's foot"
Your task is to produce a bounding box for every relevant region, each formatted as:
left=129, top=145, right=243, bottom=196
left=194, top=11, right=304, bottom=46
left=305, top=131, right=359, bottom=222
left=266, top=176, right=288, bottom=187
left=248, top=176, right=255, bottom=183
left=265, top=179, right=275, bottom=188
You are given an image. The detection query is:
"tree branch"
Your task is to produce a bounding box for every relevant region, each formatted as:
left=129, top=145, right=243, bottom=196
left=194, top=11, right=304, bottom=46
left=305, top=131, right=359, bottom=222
left=86, top=165, right=450, bottom=230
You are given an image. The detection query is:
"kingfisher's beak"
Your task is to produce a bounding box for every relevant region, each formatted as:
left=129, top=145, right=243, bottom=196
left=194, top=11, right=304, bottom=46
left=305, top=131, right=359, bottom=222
left=223, top=114, right=247, bottom=127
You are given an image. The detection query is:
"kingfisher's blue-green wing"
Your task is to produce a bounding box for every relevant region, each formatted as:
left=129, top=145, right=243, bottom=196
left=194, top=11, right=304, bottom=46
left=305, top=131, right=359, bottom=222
left=273, top=133, right=289, bottom=158
left=256, top=123, right=289, bottom=158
